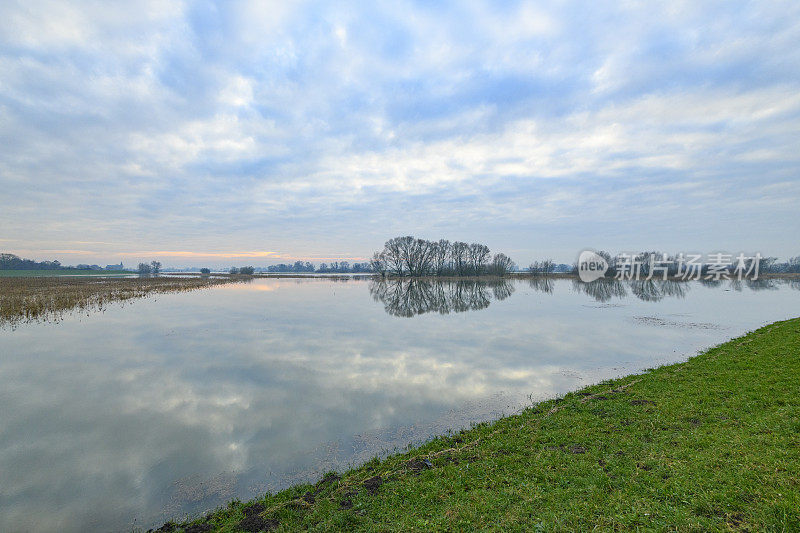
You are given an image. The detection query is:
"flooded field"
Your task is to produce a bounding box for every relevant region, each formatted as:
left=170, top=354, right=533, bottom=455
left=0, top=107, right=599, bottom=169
left=0, top=277, right=797, bottom=532
left=0, top=275, right=241, bottom=327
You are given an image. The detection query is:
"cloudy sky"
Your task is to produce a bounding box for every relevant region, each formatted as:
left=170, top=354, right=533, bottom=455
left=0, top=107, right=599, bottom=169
left=1, top=1, right=799, bottom=267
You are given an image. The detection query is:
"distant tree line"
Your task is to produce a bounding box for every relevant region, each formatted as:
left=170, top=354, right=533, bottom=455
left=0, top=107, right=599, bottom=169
left=317, top=261, right=372, bottom=273
left=584, top=250, right=800, bottom=277
left=762, top=256, right=800, bottom=273
left=260, top=261, right=372, bottom=273
left=370, top=236, right=516, bottom=277
left=528, top=260, right=574, bottom=274
left=267, top=261, right=316, bottom=273
left=527, top=252, right=800, bottom=277
left=0, top=253, right=125, bottom=271
left=562, top=252, right=800, bottom=278
left=0, top=253, right=62, bottom=270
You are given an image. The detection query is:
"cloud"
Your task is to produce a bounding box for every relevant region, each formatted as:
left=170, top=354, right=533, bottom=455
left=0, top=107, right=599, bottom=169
left=1, top=0, right=799, bottom=266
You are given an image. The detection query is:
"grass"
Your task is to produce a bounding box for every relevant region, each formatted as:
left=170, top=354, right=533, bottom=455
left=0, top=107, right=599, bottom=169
left=164, top=318, right=800, bottom=532
left=0, top=275, right=243, bottom=327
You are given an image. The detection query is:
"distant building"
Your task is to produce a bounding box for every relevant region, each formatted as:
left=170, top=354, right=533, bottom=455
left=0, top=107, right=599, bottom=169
left=105, top=262, right=124, bottom=270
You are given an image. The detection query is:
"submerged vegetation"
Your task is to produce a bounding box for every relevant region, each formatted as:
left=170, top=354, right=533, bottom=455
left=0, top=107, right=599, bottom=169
left=164, top=318, right=800, bottom=532
left=0, top=275, right=243, bottom=327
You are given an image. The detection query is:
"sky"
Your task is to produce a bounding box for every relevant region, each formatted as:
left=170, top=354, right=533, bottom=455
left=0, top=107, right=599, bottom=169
left=1, top=1, right=799, bottom=268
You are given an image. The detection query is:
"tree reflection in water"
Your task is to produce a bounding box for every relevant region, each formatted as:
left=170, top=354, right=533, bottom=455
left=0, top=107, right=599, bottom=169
left=372, top=277, right=799, bottom=314
left=571, top=278, right=691, bottom=303
left=369, top=278, right=515, bottom=317
left=527, top=277, right=554, bottom=293
left=571, top=278, right=628, bottom=302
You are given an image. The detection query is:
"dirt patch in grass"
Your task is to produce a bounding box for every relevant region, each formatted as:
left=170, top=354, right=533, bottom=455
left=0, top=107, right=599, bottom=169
left=630, top=399, right=656, bottom=406
left=237, top=514, right=278, bottom=532
left=405, top=458, right=433, bottom=473
left=181, top=524, right=212, bottom=533
left=362, top=475, right=383, bottom=494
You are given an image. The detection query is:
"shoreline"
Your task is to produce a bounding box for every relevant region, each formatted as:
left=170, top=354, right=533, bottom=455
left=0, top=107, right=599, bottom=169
left=3, top=273, right=796, bottom=327
left=162, top=318, right=800, bottom=532
left=2, top=269, right=798, bottom=281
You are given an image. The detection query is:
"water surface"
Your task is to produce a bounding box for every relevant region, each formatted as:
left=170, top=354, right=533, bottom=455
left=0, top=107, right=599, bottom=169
left=0, top=277, right=797, bottom=531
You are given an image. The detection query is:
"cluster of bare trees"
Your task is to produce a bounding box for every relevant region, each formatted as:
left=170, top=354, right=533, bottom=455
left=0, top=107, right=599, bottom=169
left=317, top=261, right=372, bottom=273
left=137, top=261, right=161, bottom=275
left=370, top=236, right=516, bottom=277
left=528, top=259, right=556, bottom=275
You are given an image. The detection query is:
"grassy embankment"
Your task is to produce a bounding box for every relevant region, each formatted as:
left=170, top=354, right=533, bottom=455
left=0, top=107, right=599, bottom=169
left=166, top=318, right=800, bottom=532
left=0, top=275, right=243, bottom=326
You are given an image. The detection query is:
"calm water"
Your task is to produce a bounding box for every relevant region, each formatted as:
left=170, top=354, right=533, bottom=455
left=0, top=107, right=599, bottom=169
left=0, top=277, right=797, bottom=532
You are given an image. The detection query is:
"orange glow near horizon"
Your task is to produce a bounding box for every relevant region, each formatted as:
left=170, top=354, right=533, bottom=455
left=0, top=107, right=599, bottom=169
left=116, top=251, right=368, bottom=262
left=6, top=248, right=369, bottom=264
left=6, top=244, right=368, bottom=265
left=117, top=250, right=281, bottom=258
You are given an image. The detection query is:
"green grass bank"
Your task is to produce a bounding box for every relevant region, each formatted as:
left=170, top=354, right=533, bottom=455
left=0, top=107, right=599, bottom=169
left=164, top=318, right=800, bottom=532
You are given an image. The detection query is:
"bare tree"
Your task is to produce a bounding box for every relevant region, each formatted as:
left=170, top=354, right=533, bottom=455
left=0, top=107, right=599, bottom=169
left=528, top=259, right=555, bottom=275
left=150, top=261, right=162, bottom=275
left=383, top=237, right=408, bottom=276
left=432, top=239, right=451, bottom=275
left=597, top=250, right=615, bottom=277
left=408, top=238, right=436, bottom=276
left=467, top=243, right=490, bottom=275
left=489, top=253, right=516, bottom=276
left=383, top=236, right=437, bottom=276
left=370, top=252, right=387, bottom=277
left=451, top=241, right=469, bottom=275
